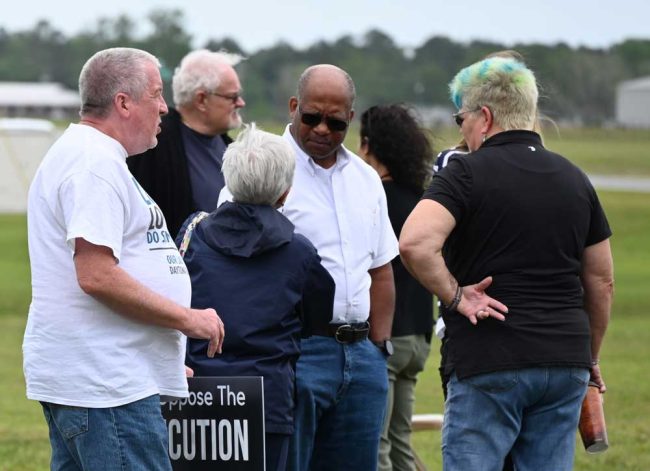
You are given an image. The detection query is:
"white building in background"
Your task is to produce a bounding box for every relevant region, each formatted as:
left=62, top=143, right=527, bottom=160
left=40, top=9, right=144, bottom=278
left=0, top=82, right=80, bottom=120
left=616, top=76, right=650, bottom=128
left=0, top=118, right=60, bottom=213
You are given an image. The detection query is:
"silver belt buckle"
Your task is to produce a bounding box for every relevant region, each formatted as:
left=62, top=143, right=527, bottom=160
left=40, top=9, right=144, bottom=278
left=334, top=324, right=352, bottom=344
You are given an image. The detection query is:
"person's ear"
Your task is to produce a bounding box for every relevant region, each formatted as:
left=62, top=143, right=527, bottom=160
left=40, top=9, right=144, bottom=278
left=195, top=91, right=210, bottom=112
left=480, top=106, right=493, bottom=134
left=289, top=97, right=298, bottom=117
left=114, top=92, right=130, bottom=117
left=275, top=188, right=291, bottom=208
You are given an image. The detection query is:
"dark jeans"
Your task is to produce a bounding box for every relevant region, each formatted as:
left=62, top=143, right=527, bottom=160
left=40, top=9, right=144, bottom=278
left=287, top=336, right=389, bottom=471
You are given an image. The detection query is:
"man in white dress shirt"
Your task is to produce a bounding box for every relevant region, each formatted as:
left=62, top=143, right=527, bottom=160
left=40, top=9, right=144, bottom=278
left=284, top=64, right=399, bottom=471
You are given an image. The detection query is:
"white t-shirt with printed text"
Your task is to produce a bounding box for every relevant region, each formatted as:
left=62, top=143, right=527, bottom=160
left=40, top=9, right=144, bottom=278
left=23, top=123, right=191, bottom=407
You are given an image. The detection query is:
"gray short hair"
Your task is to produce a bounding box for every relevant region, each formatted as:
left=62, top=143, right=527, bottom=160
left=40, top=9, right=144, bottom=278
left=79, top=48, right=160, bottom=119
left=172, top=49, right=244, bottom=107
left=222, top=124, right=295, bottom=206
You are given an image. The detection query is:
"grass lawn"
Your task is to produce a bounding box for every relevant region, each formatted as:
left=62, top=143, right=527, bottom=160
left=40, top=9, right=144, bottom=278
left=424, top=126, right=650, bottom=177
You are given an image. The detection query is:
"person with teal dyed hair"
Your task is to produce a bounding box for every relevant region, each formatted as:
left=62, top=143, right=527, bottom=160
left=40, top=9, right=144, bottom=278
left=448, top=56, right=539, bottom=150
left=400, top=57, right=613, bottom=470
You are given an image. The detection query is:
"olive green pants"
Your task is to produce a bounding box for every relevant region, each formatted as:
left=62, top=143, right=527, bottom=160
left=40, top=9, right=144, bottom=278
left=378, top=334, right=432, bottom=471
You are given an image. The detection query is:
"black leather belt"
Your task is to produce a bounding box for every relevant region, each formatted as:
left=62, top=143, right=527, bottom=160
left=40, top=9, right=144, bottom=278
left=312, top=322, right=370, bottom=344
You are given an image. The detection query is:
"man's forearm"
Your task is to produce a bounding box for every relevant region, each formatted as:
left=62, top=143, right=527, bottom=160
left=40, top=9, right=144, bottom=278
left=368, top=263, right=395, bottom=341
left=75, top=246, right=193, bottom=331
left=74, top=237, right=224, bottom=356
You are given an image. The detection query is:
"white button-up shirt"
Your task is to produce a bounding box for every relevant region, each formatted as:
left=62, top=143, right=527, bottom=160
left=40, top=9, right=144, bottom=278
left=282, top=125, right=398, bottom=323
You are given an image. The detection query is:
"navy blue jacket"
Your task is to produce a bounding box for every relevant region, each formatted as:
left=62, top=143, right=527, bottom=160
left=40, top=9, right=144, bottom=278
left=178, top=202, right=334, bottom=434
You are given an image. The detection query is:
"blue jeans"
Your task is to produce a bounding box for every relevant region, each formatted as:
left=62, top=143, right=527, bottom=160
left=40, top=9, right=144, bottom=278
left=288, top=336, right=389, bottom=471
left=41, top=395, right=171, bottom=471
left=442, top=367, right=590, bottom=471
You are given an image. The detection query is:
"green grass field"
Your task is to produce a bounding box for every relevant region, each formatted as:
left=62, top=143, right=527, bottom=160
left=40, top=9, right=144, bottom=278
left=426, top=127, right=650, bottom=177
left=2, top=128, right=650, bottom=469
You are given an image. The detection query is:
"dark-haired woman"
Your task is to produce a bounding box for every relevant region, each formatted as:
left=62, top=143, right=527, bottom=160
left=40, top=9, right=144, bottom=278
left=359, top=104, right=434, bottom=471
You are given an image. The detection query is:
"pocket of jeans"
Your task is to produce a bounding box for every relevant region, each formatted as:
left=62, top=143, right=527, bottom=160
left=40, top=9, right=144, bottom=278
left=465, top=370, right=518, bottom=393
left=51, top=405, right=89, bottom=439
left=569, top=367, right=590, bottom=386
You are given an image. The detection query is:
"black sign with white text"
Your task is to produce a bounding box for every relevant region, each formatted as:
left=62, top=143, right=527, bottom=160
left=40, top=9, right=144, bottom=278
left=161, top=376, right=265, bottom=470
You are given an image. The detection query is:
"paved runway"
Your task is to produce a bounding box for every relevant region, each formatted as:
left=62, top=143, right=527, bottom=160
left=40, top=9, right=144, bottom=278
left=588, top=174, right=650, bottom=193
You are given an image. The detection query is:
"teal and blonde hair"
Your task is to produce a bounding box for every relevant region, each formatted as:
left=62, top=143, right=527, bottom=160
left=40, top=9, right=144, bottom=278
left=449, top=57, right=538, bottom=131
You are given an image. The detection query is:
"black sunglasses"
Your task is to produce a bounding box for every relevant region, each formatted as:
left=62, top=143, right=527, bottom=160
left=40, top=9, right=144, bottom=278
left=452, top=108, right=481, bottom=127
left=299, top=107, right=349, bottom=132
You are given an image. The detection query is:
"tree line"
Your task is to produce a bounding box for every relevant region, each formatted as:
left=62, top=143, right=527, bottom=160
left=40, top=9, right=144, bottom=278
left=2, top=9, right=650, bottom=124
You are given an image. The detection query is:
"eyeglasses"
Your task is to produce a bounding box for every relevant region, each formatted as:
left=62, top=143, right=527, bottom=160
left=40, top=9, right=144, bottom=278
left=298, top=107, right=349, bottom=132
left=452, top=108, right=481, bottom=127
left=209, top=91, right=242, bottom=104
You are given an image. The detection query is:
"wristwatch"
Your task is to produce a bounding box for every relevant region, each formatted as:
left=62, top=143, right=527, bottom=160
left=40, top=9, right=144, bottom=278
left=373, top=339, right=394, bottom=357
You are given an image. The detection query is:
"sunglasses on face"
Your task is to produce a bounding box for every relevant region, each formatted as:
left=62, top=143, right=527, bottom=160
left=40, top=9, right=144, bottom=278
left=299, top=107, right=349, bottom=132
left=452, top=108, right=481, bottom=127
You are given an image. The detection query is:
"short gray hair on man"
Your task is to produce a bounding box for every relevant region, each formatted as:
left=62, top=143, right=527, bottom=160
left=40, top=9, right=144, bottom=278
left=172, top=49, right=244, bottom=107
left=79, top=48, right=160, bottom=119
left=222, top=123, right=295, bottom=206
left=296, top=64, right=356, bottom=105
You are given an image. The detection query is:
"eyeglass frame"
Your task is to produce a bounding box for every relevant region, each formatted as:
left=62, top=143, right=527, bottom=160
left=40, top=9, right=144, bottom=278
left=208, top=90, right=243, bottom=104
left=298, top=106, right=349, bottom=132
left=452, top=107, right=481, bottom=127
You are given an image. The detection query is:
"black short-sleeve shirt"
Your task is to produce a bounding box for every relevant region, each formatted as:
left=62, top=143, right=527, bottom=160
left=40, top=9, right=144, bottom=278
left=383, top=181, right=434, bottom=337
left=423, top=130, right=611, bottom=379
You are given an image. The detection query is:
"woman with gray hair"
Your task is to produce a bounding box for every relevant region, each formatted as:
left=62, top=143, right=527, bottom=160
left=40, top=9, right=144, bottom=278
left=177, top=124, right=334, bottom=471
left=400, top=57, right=613, bottom=470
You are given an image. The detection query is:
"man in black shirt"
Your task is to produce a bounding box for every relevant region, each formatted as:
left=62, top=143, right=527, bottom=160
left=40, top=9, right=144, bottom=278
left=128, top=49, right=245, bottom=237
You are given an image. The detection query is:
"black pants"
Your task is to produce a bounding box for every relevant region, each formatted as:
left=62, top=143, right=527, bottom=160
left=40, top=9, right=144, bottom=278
left=266, top=433, right=290, bottom=471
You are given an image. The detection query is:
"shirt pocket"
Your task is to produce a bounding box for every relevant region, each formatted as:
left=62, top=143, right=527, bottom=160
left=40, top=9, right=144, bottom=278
left=351, top=200, right=379, bottom=258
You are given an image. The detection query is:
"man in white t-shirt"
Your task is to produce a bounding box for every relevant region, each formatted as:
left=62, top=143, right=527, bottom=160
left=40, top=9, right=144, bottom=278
left=23, top=48, right=224, bottom=471
left=284, top=65, right=399, bottom=471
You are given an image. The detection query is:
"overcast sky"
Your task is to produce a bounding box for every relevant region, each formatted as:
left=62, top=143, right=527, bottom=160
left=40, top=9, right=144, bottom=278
left=2, top=0, right=649, bottom=53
